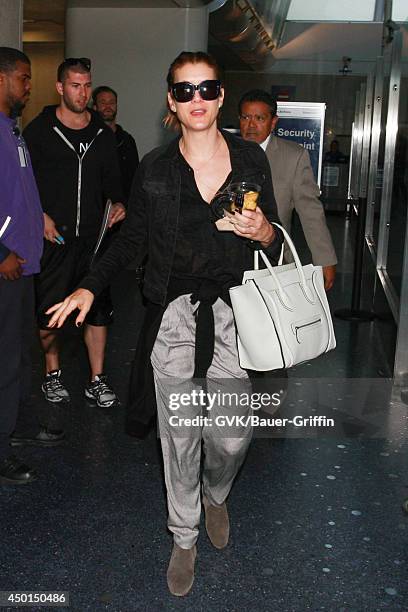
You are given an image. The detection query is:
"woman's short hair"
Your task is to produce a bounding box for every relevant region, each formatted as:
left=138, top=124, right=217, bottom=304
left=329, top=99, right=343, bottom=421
left=164, top=50, right=223, bottom=131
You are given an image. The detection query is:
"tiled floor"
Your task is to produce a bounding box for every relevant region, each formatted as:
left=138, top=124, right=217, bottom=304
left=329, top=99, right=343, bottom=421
left=1, top=215, right=407, bottom=611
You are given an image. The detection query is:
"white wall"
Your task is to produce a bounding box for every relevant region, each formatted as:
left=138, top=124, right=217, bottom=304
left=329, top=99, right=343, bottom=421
left=0, top=0, right=23, bottom=48
left=66, top=6, right=208, bottom=157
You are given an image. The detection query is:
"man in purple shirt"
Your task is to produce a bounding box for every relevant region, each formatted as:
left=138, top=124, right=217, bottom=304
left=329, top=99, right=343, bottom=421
left=0, top=47, right=64, bottom=485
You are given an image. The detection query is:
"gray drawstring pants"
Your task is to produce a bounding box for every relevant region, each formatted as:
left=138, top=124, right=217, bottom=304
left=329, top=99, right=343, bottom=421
left=151, top=294, right=252, bottom=549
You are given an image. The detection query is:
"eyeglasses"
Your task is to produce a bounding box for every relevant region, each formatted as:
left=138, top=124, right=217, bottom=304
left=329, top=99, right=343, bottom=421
left=63, top=57, right=91, bottom=71
left=239, top=114, right=272, bottom=123
left=171, top=80, right=221, bottom=103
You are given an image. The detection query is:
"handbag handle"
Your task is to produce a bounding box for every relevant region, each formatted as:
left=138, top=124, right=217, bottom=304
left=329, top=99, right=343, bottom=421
left=254, top=222, right=315, bottom=304
left=254, top=242, right=284, bottom=270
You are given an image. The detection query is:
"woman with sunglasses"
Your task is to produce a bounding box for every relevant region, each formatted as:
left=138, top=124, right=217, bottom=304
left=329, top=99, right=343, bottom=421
left=46, top=51, right=283, bottom=596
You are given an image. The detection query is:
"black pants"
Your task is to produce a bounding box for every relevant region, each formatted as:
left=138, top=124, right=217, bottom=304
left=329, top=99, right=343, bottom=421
left=0, top=276, right=34, bottom=461
left=36, top=238, right=113, bottom=329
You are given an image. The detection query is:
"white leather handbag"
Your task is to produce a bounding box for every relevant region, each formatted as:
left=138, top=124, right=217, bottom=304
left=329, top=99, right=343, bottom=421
left=229, top=223, right=336, bottom=371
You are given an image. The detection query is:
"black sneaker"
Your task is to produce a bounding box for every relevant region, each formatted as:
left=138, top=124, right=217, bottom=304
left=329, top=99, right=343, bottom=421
left=10, top=427, right=66, bottom=448
left=41, top=369, right=70, bottom=403
left=0, top=455, right=37, bottom=485
left=84, top=375, right=118, bottom=408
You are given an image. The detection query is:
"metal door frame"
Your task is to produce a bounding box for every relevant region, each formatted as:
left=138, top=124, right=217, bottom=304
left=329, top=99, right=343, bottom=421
left=394, top=210, right=408, bottom=385
left=359, top=74, right=374, bottom=201
left=348, top=89, right=362, bottom=203
left=376, top=30, right=402, bottom=271
left=365, top=56, right=384, bottom=241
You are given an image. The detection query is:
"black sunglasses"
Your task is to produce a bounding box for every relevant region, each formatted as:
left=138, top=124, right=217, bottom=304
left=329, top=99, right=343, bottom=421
left=63, top=57, right=91, bottom=71
left=171, top=80, right=221, bottom=103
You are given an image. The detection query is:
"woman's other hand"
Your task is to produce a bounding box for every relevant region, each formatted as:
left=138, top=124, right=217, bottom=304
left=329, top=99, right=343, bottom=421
left=108, top=202, right=126, bottom=227
left=45, top=289, right=95, bottom=328
left=228, top=207, right=275, bottom=248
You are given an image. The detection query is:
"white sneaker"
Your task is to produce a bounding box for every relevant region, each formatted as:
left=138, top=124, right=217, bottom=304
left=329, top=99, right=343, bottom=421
left=41, top=369, right=70, bottom=403
left=84, top=375, right=118, bottom=408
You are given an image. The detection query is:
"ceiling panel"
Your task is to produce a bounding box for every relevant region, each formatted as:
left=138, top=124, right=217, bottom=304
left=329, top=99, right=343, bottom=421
left=275, top=22, right=383, bottom=61
left=23, top=1, right=408, bottom=70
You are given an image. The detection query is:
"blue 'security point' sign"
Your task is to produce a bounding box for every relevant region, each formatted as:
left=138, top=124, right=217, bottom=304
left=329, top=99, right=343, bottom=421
left=276, top=103, right=326, bottom=187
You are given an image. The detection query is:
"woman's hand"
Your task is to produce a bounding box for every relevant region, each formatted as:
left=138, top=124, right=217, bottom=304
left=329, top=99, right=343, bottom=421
left=108, top=202, right=126, bottom=227
left=46, top=289, right=95, bottom=328
left=228, top=207, right=275, bottom=247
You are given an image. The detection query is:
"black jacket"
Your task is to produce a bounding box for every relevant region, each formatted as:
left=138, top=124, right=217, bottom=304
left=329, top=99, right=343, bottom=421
left=82, top=129, right=284, bottom=429
left=115, top=124, right=139, bottom=202
left=82, top=129, right=283, bottom=305
left=23, top=105, right=123, bottom=239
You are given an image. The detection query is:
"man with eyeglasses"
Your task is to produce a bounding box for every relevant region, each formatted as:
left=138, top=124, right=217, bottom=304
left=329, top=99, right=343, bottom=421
left=239, top=89, right=337, bottom=291
left=22, top=57, right=125, bottom=411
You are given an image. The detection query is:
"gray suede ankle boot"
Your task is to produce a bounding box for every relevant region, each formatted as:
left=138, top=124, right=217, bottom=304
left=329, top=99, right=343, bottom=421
left=167, top=543, right=197, bottom=596
left=203, top=495, right=230, bottom=549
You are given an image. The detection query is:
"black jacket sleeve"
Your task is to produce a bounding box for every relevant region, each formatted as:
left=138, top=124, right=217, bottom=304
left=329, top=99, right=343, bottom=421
left=81, top=161, right=148, bottom=296
left=101, top=128, right=124, bottom=204
left=120, top=133, right=139, bottom=203
left=247, top=146, right=284, bottom=262
left=124, top=133, right=139, bottom=171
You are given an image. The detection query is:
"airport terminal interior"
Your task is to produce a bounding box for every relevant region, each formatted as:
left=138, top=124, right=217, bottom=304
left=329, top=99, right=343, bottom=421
left=1, top=0, right=408, bottom=610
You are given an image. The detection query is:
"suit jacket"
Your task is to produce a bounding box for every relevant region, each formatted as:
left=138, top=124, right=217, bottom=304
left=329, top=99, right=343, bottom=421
left=265, top=135, right=337, bottom=266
